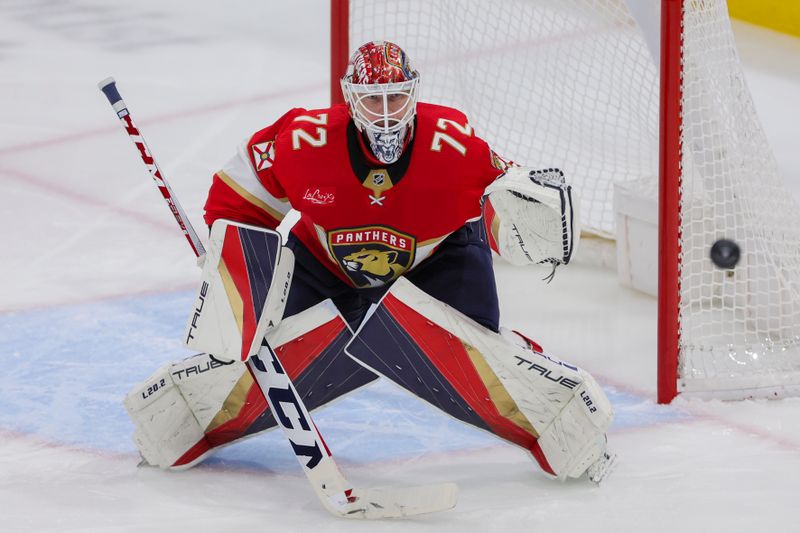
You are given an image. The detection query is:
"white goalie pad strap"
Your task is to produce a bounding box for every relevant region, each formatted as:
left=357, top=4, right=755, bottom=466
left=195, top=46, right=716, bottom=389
left=124, top=353, right=247, bottom=469
left=184, top=219, right=294, bottom=362
left=484, top=167, right=579, bottom=267
left=383, top=278, right=612, bottom=480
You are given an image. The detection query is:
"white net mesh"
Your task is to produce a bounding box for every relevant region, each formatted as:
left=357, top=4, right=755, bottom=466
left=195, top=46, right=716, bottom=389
left=351, top=0, right=659, bottom=237
left=348, top=0, right=800, bottom=398
left=678, top=0, right=800, bottom=397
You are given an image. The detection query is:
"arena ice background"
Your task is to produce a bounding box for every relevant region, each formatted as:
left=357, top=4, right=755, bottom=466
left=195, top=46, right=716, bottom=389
left=0, top=1, right=799, bottom=531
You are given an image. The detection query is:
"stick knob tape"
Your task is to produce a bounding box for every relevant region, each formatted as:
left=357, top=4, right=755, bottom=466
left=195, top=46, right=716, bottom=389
left=97, top=77, right=123, bottom=106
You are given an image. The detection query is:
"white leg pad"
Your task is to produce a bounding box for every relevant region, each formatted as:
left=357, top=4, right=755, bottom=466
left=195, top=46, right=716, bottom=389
left=125, top=300, right=365, bottom=470
left=124, top=353, right=247, bottom=469
left=534, top=370, right=613, bottom=479
left=374, top=278, right=614, bottom=481
left=493, top=329, right=613, bottom=480
left=184, top=220, right=294, bottom=362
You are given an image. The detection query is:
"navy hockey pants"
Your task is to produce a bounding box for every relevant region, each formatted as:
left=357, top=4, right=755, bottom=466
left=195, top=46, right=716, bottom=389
left=283, top=220, right=500, bottom=332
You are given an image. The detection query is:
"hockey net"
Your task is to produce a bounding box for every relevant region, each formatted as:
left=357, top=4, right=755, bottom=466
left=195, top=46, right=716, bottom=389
left=336, top=0, right=800, bottom=401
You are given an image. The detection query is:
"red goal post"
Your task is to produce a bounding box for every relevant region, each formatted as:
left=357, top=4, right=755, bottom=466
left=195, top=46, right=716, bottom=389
left=658, top=0, right=681, bottom=403
left=330, top=0, right=800, bottom=403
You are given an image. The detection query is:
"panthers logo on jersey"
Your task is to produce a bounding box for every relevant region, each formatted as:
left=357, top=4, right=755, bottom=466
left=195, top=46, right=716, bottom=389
left=328, top=226, right=416, bottom=288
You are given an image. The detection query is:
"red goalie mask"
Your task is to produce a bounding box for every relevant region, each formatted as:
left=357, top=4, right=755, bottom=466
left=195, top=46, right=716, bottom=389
left=340, top=41, right=420, bottom=136
left=348, top=40, right=417, bottom=85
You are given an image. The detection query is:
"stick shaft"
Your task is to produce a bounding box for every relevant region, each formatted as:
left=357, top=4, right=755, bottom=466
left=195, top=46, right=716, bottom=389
left=98, top=77, right=206, bottom=259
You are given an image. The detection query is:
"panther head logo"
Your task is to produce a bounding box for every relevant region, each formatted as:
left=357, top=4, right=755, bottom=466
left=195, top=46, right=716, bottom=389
left=329, top=226, right=415, bottom=288
left=343, top=248, right=405, bottom=282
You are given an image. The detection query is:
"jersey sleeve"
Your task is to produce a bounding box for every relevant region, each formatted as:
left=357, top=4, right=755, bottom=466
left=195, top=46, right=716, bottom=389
left=487, top=148, right=515, bottom=178
left=434, top=105, right=513, bottom=190
left=471, top=128, right=515, bottom=189
left=203, top=108, right=304, bottom=229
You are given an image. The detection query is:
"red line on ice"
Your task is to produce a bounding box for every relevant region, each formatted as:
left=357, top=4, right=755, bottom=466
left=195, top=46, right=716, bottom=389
left=0, top=166, right=175, bottom=232
left=0, top=83, right=326, bottom=157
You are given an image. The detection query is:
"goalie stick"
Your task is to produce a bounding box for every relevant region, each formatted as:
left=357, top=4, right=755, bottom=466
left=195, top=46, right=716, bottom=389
left=97, top=77, right=457, bottom=519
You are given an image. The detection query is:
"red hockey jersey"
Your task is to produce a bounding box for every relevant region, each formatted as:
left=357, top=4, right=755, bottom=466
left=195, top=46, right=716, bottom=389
left=204, top=102, right=508, bottom=288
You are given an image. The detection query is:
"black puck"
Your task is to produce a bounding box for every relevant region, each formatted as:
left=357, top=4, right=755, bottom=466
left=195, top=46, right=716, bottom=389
left=710, top=239, right=740, bottom=269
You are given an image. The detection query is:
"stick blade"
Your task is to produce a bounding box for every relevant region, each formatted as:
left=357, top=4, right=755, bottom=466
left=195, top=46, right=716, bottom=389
left=329, top=482, right=459, bottom=519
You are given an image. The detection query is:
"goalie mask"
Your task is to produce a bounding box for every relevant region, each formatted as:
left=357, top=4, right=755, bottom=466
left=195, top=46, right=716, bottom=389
left=340, top=40, right=420, bottom=164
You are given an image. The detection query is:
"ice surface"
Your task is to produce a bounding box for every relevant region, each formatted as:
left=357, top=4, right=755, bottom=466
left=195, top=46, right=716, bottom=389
left=1, top=1, right=799, bottom=531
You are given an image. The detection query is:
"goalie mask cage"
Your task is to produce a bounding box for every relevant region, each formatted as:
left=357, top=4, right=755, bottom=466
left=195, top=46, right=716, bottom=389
left=330, top=0, right=800, bottom=403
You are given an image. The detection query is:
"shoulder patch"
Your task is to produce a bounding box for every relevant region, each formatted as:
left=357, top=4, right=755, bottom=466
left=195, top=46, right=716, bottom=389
left=490, top=149, right=514, bottom=172
left=251, top=141, right=275, bottom=171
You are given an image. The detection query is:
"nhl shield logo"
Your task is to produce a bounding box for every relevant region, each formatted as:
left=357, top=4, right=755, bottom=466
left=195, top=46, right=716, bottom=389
left=371, top=171, right=386, bottom=187
left=328, top=225, right=415, bottom=288
left=363, top=169, right=394, bottom=206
